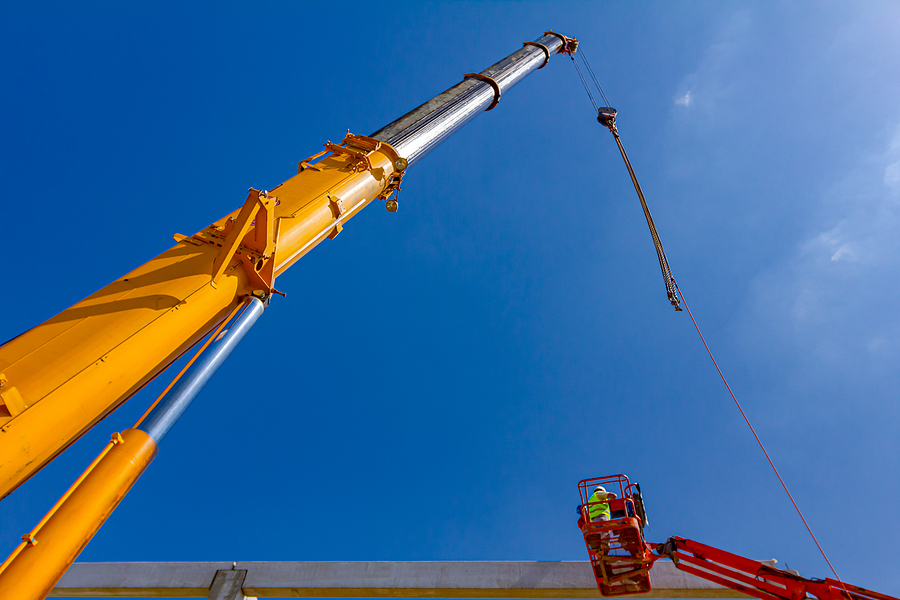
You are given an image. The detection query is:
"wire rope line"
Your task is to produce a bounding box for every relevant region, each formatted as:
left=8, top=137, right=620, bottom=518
left=570, top=55, right=598, bottom=112
left=567, top=50, right=680, bottom=310
left=608, top=127, right=681, bottom=310
left=580, top=49, right=611, bottom=108
left=672, top=279, right=849, bottom=591
left=567, top=45, right=849, bottom=592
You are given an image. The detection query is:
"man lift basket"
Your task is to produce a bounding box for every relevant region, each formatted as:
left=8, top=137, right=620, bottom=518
left=577, top=474, right=653, bottom=596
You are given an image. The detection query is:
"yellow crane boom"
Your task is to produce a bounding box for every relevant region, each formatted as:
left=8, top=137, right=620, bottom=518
left=0, top=134, right=398, bottom=500
left=0, top=32, right=577, bottom=502
left=0, top=30, right=578, bottom=600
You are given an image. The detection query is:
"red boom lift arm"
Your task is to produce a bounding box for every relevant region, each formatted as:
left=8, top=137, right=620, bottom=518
left=656, top=536, right=895, bottom=600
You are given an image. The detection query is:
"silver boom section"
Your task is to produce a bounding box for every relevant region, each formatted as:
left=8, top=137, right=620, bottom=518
left=371, top=33, right=566, bottom=168
left=138, top=297, right=265, bottom=443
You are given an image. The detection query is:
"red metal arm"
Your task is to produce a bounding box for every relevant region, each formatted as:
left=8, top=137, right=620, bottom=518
left=655, top=536, right=897, bottom=600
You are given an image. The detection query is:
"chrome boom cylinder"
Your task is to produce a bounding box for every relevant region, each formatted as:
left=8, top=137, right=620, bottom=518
left=371, top=33, right=566, bottom=167
left=138, top=296, right=265, bottom=443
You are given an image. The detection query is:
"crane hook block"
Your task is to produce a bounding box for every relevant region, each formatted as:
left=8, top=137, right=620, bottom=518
left=597, top=107, right=617, bottom=127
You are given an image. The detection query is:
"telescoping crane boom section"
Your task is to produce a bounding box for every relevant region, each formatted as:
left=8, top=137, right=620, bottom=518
left=0, top=31, right=578, bottom=600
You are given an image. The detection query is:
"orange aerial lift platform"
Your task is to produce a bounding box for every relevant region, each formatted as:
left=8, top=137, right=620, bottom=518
left=577, top=474, right=898, bottom=600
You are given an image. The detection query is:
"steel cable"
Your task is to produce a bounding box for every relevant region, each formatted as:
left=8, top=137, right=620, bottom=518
left=570, top=55, right=598, bottom=112
left=568, top=48, right=849, bottom=592
left=569, top=50, right=680, bottom=310
left=673, top=280, right=849, bottom=593
left=580, top=49, right=611, bottom=108
left=607, top=127, right=681, bottom=310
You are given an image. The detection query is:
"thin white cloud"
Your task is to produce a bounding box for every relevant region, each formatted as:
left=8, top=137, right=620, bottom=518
left=884, top=125, right=900, bottom=192
left=745, top=120, right=900, bottom=370
left=675, top=91, right=693, bottom=106
left=667, top=9, right=754, bottom=134
left=809, top=223, right=859, bottom=263
left=886, top=160, right=900, bottom=191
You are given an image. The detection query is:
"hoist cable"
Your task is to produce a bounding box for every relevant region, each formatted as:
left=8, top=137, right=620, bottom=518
left=672, top=279, right=849, bottom=592
left=567, top=49, right=849, bottom=592
left=570, top=55, right=598, bottom=112
left=607, top=127, right=681, bottom=310
left=568, top=50, right=680, bottom=310
left=580, top=49, right=611, bottom=108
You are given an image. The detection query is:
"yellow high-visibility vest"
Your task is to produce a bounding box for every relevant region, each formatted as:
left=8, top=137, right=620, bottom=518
left=588, top=491, right=611, bottom=520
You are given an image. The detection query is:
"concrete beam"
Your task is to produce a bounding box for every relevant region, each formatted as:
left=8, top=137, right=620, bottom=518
left=51, top=561, right=233, bottom=597
left=50, top=560, right=751, bottom=598
left=208, top=569, right=253, bottom=600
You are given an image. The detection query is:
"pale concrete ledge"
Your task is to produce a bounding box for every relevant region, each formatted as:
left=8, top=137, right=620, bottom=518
left=50, top=560, right=751, bottom=599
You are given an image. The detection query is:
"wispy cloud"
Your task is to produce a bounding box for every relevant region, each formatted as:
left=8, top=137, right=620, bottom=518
left=812, top=225, right=858, bottom=262
left=745, top=121, right=900, bottom=370
left=674, top=91, right=693, bottom=107
left=884, top=127, right=900, bottom=192
left=665, top=9, right=754, bottom=149
left=886, top=160, right=900, bottom=191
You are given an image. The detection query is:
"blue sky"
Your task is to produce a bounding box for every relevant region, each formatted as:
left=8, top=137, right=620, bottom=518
left=2, top=1, right=899, bottom=597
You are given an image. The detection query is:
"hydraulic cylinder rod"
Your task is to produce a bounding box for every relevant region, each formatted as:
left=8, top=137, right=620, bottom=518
left=0, top=297, right=264, bottom=600
left=137, top=296, right=265, bottom=442
left=0, top=31, right=576, bottom=500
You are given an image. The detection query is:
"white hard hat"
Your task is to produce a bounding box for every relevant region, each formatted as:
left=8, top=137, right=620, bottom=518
left=594, top=486, right=607, bottom=494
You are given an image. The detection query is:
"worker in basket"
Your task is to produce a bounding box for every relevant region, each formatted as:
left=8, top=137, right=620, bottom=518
left=589, top=485, right=614, bottom=522
left=577, top=485, right=617, bottom=552
left=576, top=485, right=617, bottom=527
